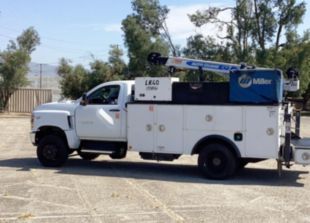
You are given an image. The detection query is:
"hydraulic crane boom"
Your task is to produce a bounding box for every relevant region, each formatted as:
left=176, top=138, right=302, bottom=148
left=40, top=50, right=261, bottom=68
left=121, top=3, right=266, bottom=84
left=147, top=52, right=247, bottom=76
left=147, top=52, right=300, bottom=92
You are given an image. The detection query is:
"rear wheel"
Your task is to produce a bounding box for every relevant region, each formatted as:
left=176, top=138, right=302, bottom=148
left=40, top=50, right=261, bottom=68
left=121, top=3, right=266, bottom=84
left=78, top=151, right=100, bottom=161
left=198, top=143, right=237, bottom=180
left=37, top=135, right=69, bottom=167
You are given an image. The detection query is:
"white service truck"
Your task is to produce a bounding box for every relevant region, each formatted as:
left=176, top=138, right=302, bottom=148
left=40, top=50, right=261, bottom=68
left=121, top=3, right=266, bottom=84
left=30, top=53, right=310, bottom=179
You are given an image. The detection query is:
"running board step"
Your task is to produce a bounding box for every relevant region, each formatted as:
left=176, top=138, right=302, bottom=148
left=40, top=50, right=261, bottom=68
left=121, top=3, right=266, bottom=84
left=80, top=140, right=119, bottom=154
left=81, top=149, right=114, bottom=154
left=139, top=152, right=180, bottom=161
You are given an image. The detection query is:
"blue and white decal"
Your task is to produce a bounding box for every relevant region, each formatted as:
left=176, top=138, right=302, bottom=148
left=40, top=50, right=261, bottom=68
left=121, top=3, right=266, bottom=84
left=186, top=61, right=239, bottom=73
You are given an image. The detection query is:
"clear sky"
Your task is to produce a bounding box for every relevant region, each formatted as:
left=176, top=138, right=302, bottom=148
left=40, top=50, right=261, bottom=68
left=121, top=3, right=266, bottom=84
left=0, top=0, right=309, bottom=67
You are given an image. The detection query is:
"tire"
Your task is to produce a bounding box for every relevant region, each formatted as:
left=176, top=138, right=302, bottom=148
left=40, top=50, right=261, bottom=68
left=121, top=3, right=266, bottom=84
left=198, top=143, right=237, bottom=180
left=78, top=151, right=100, bottom=161
left=109, top=146, right=127, bottom=159
left=238, top=159, right=248, bottom=170
left=37, top=135, right=69, bottom=167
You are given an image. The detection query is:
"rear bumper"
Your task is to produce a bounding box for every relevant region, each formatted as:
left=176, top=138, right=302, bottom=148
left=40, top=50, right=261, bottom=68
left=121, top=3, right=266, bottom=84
left=30, top=131, right=37, bottom=145
left=292, top=138, right=310, bottom=165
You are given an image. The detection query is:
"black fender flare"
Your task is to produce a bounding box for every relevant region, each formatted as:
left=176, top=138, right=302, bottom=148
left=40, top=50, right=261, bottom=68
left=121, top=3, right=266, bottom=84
left=35, top=126, right=68, bottom=147
left=191, top=135, right=241, bottom=158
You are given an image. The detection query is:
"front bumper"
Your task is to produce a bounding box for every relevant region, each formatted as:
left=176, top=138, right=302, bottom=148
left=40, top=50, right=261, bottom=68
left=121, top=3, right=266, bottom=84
left=30, top=131, right=37, bottom=145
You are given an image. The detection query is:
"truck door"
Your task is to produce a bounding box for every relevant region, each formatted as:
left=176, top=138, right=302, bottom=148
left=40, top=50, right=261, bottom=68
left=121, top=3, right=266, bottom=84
left=75, top=84, right=123, bottom=140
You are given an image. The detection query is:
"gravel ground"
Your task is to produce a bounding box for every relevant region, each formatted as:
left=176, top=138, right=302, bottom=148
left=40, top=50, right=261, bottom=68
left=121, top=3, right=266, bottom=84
left=0, top=116, right=309, bottom=223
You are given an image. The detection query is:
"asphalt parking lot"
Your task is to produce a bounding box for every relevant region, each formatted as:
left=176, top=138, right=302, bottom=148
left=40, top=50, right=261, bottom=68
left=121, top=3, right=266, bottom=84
left=0, top=116, right=309, bottom=223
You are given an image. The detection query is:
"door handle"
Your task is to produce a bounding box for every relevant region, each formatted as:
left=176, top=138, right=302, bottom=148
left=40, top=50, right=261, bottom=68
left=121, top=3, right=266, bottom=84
left=109, top=109, right=120, bottom=112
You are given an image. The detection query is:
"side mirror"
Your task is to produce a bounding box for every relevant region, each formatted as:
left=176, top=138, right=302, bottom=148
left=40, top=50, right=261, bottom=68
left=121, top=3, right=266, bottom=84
left=80, top=93, right=88, bottom=106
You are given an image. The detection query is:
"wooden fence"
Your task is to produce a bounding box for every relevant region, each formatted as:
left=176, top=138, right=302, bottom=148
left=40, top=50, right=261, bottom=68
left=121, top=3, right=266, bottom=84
left=6, top=88, right=52, bottom=113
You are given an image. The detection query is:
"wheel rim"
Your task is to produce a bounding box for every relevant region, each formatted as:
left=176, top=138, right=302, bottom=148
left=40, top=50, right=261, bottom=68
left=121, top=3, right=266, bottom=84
left=206, top=151, right=227, bottom=174
left=42, top=144, right=58, bottom=161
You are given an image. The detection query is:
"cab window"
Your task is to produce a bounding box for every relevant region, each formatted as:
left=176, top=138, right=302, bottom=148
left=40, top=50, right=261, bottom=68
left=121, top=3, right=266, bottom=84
left=87, top=85, right=120, bottom=105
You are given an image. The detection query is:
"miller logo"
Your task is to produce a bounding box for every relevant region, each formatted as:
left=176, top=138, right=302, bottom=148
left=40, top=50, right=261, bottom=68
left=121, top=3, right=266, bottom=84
left=238, top=74, right=252, bottom=88
left=238, top=74, right=272, bottom=88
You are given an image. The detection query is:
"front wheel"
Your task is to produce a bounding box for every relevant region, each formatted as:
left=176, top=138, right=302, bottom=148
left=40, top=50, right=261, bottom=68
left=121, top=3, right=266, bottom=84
left=238, top=159, right=249, bottom=170
left=37, top=135, right=69, bottom=167
left=198, top=143, right=237, bottom=180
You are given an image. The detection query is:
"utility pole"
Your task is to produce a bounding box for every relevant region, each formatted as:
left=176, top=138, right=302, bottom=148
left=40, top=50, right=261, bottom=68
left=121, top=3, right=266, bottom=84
left=39, top=63, right=42, bottom=89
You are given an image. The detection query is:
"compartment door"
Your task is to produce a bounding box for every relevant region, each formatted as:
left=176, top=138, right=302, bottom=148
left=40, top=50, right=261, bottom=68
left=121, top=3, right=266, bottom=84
left=127, top=104, right=155, bottom=152
left=245, top=107, right=279, bottom=158
left=155, top=105, right=183, bottom=154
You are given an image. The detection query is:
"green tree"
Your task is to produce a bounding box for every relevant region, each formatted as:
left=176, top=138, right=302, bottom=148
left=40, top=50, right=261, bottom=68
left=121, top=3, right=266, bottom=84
left=252, top=0, right=276, bottom=64
left=57, top=58, right=88, bottom=99
left=16, top=27, right=41, bottom=54
left=273, top=30, right=310, bottom=103
left=108, top=44, right=127, bottom=79
left=122, top=0, right=170, bottom=77
left=58, top=45, right=127, bottom=99
left=182, top=34, right=230, bottom=81
left=88, top=59, right=113, bottom=88
left=273, top=0, right=306, bottom=54
left=190, top=0, right=255, bottom=63
left=189, top=0, right=306, bottom=66
left=0, top=27, right=40, bottom=110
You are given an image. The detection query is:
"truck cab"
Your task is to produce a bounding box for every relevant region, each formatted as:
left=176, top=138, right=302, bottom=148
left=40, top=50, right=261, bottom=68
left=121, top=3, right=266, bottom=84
left=31, top=81, right=134, bottom=166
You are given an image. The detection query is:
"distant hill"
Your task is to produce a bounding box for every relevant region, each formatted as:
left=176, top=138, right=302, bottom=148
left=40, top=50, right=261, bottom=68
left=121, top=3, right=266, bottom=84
left=27, top=62, right=61, bottom=101
left=27, top=62, right=58, bottom=77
